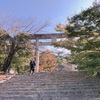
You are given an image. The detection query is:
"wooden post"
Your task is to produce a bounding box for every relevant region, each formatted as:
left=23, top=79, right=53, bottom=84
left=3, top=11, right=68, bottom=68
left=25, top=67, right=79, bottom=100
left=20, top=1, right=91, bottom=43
left=35, top=38, right=39, bottom=73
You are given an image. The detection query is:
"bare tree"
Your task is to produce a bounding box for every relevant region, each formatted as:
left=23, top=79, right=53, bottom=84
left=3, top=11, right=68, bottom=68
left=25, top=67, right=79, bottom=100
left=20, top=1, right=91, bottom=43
left=0, top=16, right=49, bottom=73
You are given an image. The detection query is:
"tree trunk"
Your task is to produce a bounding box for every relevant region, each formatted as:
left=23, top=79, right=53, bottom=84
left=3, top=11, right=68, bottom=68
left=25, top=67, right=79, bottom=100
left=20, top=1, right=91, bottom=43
left=3, top=42, right=16, bottom=72
left=3, top=46, right=16, bottom=73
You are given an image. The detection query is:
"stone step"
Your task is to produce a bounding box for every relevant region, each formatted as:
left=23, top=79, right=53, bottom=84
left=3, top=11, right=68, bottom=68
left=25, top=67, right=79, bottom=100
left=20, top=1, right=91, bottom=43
left=0, top=71, right=100, bottom=100
left=0, top=95, right=38, bottom=100
left=0, top=92, right=99, bottom=100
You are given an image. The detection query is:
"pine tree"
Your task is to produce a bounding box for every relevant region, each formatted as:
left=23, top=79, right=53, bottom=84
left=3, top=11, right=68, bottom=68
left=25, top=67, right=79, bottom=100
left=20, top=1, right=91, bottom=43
left=54, top=3, right=100, bottom=75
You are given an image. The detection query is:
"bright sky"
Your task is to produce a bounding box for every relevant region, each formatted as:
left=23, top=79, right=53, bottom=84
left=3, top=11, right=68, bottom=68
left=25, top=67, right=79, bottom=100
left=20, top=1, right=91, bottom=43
left=0, top=0, right=94, bottom=33
left=0, top=0, right=95, bottom=53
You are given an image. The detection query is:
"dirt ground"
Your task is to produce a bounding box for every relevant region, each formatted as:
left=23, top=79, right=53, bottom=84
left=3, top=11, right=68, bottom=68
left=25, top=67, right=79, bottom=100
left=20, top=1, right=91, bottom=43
left=0, top=74, right=6, bottom=81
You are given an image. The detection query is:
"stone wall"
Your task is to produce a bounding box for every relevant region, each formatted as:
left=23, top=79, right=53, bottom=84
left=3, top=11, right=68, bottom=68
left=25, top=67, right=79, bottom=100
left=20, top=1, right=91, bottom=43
left=56, top=63, right=77, bottom=71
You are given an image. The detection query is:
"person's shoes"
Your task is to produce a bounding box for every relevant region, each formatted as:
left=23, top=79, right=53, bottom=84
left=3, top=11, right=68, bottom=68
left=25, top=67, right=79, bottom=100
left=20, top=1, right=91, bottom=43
left=32, top=73, right=34, bottom=75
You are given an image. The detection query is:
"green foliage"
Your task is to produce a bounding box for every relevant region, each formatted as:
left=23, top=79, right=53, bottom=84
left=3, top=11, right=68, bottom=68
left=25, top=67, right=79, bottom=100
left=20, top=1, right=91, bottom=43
left=71, top=51, right=100, bottom=74
left=11, top=51, right=33, bottom=73
left=7, top=38, right=35, bottom=73
left=0, top=30, right=34, bottom=73
left=55, top=3, right=100, bottom=75
left=0, top=30, right=9, bottom=71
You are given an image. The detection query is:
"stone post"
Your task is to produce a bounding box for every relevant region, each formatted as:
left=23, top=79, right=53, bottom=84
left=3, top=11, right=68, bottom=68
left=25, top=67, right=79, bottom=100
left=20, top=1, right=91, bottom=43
left=35, top=38, right=39, bottom=73
left=52, top=37, right=57, bottom=42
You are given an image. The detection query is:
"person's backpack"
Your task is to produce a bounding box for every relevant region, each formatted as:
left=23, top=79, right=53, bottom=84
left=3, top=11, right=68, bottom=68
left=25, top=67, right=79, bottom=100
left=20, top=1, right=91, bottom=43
left=30, top=60, right=35, bottom=66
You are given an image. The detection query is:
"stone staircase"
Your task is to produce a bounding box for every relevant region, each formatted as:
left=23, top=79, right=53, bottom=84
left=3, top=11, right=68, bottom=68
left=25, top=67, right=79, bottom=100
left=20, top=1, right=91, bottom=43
left=0, top=71, right=100, bottom=100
